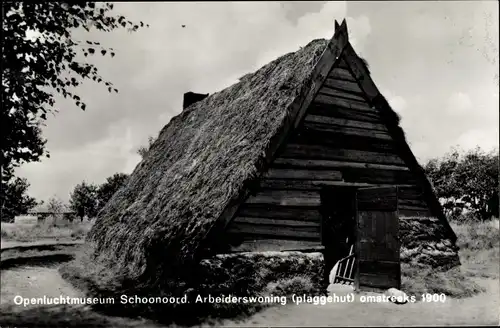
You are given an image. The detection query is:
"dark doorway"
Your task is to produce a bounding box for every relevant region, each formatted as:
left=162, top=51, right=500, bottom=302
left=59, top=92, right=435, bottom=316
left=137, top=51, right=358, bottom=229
left=320, top=187, right=357, bottom=286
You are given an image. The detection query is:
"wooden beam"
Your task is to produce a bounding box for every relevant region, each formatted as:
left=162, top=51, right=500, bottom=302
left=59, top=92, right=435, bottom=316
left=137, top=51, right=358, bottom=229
left=282, top=144, right=406, bottom=165
left=318, top=86, right=367, bottom=103
left=357, top=188, right=398, bottom=211
left=291, top=129, right=397, bottom=154
left=233, top=216, right=320, bottom=228
left=399, top=209, right=431, bottom=217
left=398, top=205, right=429, bottom=211
left=313, top=94, right=374, bottom=112
left=323, top=78, right=364, bottom=95
left=328, top=67, right=357, bottom=82
left=258, top=179, right=415, bottom=191
left=227, top=239, right=323, bottom=253
left=302, top=121, right=392, bottom=141
left=272, top=158, right=410, bottom=171
left=335, top=19, right=349, bottom=45
left=398, top=199, right=427, bottom=207
left=238, top=205, right=322, bottom=222
left=304, top=115, right=388, bottom=131
left=264, top=168, right=342, bottom=180
left=341, top=44, right=380, bottom=101
left=342, top=168, right=416, bottom=185
left=227, top=224, right=321, bottom=241
left=308, top=103, right=381, bottom=123
left=398, top=186, right=426, bottom=200
left=245, top=190, right=321, bottom=207
left=258, top=179, right=322, bottom=191
left=337, top=57, right=350, bottom=69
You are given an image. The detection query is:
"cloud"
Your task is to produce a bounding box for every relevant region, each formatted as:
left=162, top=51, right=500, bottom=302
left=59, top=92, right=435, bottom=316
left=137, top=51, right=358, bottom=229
left=376, top=88, right=407, bottom=116
left=456, top=129, right=499, bottom=152
left=346, top=15, right=371, bottom=54
left=411, top=141, right=431, bottom=162
left=387, top=94, right=407, bottom=115
left=20, top=123, right=140, bottom=202
left=280, top=1, right=329, bottom=26
left=447, top=92, right=472, bottom=116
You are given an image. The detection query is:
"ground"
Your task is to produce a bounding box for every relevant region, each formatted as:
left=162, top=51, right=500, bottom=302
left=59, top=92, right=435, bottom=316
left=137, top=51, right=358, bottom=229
left=0, top=218, right=498, bottom=327
left=218, top=278, right=499, bottom=326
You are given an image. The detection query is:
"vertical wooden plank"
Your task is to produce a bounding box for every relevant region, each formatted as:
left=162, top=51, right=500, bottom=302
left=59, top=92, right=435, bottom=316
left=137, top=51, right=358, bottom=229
left=355, top=186, right=401, bottom=291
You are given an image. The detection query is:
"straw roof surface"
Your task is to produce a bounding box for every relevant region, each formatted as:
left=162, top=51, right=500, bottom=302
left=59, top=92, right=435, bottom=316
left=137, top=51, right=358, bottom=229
left=87, top=38, right=329, bottom=281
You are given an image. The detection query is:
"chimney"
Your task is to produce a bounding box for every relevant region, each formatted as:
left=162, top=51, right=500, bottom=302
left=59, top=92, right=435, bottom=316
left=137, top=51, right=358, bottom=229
left=183, top=92, right=209, bottom=109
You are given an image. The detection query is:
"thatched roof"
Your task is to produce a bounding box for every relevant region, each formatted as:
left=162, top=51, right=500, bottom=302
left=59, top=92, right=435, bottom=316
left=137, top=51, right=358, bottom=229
left=87, top=38, right=329, bottom=280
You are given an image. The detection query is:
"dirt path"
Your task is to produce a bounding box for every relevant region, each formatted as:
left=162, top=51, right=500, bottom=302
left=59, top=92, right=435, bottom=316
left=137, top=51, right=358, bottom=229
left=219, top=279, right=499, bottom=327
left=0, top=239, right=84, bottom=250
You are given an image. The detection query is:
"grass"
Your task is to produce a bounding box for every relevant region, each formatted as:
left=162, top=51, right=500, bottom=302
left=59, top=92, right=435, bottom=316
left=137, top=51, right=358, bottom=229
left=452, top=217, right=500, bottom=279
left=401, top=217, right=499, bottom=298
left=1, top=216, right=93, bottom=242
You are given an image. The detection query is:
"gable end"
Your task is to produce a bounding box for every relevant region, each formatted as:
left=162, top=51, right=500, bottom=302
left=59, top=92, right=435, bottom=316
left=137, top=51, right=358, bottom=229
left=339, top=43, right=457, bottom=242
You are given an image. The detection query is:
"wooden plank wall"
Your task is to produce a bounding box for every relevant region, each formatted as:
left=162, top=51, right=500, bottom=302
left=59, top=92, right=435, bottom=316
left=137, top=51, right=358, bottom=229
left=225, top=57, right=433, bottom=251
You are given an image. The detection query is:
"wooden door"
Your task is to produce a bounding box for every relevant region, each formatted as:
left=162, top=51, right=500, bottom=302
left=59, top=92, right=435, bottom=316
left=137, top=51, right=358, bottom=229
left=355, top=186, right=400, bottom=291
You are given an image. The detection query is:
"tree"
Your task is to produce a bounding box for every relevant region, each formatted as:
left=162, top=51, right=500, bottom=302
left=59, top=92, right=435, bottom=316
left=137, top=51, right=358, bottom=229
left=0, top=177, right=37, bottom=222
left=69, top=181, right=98, bottom=221
left=424, top=149, right=464, bottom=218
left=45, top=195, right=69, bottom=223
left=425, top=147, right=499, bottom=220
left=136, top=136, right=156, bottom=159
left=2, top=2, right=148, bottom=200
left=46, top=195, right=66, bottom=213
left=456, top=147, right=499, bottom=219
left=97, top=172, right=128, bottom=211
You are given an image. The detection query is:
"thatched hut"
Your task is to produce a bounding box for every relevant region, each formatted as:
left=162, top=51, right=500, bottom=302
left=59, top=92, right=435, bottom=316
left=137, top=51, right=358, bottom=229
left=81, top=20, right=459, bottom=296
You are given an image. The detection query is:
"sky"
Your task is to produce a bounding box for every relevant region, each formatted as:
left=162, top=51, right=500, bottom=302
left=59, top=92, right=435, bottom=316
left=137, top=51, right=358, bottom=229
left=15, top=1, right=499, bottom=203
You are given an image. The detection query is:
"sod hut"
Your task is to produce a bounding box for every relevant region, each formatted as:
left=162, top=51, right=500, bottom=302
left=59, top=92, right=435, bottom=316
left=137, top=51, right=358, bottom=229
left=85, top=20, right=459, bottom=294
